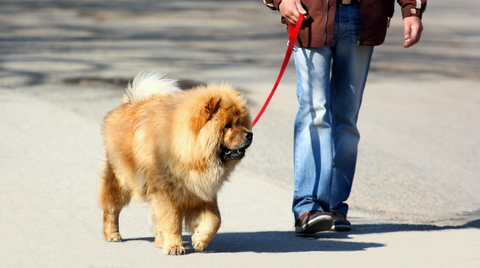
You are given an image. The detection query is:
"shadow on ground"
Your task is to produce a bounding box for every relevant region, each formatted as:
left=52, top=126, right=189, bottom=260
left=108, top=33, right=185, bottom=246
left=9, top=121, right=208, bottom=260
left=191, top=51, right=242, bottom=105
left=123, top=232, right=384, bottom=254
left=122, top=219, right=479, bottom=254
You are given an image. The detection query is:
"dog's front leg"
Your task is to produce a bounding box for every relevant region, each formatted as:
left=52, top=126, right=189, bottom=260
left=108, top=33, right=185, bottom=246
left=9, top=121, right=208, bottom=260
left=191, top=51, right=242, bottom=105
left=190, top=199, right=221, bottom=252
left=151, top=196, right=185, bottom=255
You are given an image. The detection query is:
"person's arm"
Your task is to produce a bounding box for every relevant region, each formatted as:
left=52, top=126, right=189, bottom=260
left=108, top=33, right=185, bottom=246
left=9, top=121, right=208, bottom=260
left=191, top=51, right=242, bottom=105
left=398, top=0, right=427, bottom=48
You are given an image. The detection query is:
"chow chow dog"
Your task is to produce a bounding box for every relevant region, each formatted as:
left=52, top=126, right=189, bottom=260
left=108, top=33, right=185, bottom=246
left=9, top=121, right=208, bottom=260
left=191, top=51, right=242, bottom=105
left=99, top=72, right=253, bottom=255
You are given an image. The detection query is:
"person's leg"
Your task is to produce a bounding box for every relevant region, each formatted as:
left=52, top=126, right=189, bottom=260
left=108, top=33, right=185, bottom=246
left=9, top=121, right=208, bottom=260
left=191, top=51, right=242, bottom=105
left=329, top=4, right=374, bottom=216
left=292, top=46, right=334, bottom=221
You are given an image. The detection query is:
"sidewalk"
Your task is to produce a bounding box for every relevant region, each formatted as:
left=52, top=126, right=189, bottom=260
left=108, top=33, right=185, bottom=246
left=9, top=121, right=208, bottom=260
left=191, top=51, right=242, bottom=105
left=1, top=87, right=478, bottom=267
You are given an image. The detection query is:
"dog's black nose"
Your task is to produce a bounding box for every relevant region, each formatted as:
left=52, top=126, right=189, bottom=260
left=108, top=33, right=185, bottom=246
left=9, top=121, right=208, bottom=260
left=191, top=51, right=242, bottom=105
left=245, top=132, right=253, bottom=141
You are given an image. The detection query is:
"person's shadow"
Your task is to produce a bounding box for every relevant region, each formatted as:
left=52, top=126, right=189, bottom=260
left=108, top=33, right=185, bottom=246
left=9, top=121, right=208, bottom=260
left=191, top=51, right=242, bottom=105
left=201, top=231, right=382, bottom=253
left=204, top=219, right=480, bottom=254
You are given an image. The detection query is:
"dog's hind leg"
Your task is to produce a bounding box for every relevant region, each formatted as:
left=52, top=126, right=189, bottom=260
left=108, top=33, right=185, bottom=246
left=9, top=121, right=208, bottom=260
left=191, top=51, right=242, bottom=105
left=99, top=161, right=131, bottom=242
left=188, top=199, right=221, bottom=252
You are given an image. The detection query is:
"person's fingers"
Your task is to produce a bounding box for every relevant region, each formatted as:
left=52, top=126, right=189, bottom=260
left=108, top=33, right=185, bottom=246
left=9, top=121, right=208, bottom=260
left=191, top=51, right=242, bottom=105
left=285, top=15, right=297, bottom=25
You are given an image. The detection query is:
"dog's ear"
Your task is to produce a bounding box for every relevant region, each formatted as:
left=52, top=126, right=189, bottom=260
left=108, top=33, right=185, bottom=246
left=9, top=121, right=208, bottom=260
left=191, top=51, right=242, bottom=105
left=191, top=96, right=221, bottom=133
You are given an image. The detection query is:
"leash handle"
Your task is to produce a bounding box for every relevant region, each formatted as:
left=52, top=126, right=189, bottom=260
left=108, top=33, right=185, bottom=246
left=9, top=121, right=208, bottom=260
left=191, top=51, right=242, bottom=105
left=251, top=13, right=304, bottom=128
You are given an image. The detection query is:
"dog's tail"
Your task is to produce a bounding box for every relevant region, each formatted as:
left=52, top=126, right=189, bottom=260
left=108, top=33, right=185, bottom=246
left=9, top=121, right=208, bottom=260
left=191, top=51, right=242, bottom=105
left=122, top=72, right=181, bottom=105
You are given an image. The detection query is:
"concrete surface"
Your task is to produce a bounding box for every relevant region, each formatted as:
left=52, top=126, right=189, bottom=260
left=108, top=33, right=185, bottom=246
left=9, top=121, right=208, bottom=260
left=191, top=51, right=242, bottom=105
left=0, top=0, right=479, bottom=267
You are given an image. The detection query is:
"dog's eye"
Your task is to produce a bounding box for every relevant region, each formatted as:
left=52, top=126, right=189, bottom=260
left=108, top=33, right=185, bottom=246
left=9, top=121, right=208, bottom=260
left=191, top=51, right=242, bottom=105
left=225, top=123, right=232, bottom=129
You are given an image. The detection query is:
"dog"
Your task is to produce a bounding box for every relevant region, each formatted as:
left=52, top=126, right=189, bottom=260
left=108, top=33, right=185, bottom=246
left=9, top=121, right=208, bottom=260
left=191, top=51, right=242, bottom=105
left=99, top=72, right=253, bottom=255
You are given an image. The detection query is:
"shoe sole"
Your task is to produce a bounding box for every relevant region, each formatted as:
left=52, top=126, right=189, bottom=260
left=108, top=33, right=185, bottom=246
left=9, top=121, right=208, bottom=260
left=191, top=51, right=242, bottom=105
left=295, top=215, right=333, bottom=234
left=331, top=224, right=351, bottom=232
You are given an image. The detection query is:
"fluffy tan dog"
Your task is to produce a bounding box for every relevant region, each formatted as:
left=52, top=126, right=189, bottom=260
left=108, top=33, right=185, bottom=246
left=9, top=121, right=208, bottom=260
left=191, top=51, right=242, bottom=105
left=99, top=72, right=253, bottom=255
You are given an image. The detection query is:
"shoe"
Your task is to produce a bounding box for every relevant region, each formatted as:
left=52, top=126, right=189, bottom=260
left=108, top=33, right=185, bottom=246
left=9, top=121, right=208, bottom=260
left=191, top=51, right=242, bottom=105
left=331, top=210, right=351, bottom=231
left=295, top=210, right=333, bottom=234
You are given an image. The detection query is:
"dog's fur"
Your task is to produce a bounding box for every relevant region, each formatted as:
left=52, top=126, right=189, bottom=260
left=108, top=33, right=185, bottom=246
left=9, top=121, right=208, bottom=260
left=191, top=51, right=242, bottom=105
left=99, top=72, right=252, bottom=255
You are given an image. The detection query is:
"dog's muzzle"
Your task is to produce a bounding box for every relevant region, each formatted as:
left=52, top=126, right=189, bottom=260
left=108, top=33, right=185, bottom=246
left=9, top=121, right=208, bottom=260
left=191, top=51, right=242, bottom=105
left=221, top=132, right=253, bottom=160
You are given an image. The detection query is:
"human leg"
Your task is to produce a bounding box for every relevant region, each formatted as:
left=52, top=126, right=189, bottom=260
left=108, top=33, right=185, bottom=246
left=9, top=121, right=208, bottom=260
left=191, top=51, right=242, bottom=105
left=292, top=46, right=334, bottom=221
left=329, top=4, right=374, bottom=216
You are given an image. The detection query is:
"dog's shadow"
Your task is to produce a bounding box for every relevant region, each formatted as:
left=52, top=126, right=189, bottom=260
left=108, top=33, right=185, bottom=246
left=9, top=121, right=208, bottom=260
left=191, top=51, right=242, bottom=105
left=123, top=220, right=479, bottom=254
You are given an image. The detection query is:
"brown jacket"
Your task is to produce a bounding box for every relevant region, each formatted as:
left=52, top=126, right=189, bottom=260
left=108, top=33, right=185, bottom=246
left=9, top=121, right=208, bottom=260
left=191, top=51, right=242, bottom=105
left=263, top=0, right=427, bottom=47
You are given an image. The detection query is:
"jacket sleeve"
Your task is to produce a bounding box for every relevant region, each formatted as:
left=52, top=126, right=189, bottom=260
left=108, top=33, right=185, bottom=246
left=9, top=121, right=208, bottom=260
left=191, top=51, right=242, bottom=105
left=262, top=0, right=282, bottom=11
left=398, top=0, right=427, bottom=19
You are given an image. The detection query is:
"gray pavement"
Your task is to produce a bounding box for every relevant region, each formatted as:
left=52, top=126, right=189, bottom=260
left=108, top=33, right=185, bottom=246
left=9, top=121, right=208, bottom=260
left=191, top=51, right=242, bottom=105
left=1, top=0, right=479, bottom=267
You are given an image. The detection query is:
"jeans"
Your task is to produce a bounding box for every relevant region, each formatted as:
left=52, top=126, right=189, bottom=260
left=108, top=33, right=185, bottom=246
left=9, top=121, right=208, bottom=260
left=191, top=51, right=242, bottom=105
left=292, top=4, right=374, bottom=221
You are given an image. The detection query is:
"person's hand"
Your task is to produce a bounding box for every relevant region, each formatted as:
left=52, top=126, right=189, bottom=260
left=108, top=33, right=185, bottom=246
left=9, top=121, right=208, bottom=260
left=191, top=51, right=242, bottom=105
left=403, top=16, right=423, bottom=48
left=279, top=0, right=307, bottom=24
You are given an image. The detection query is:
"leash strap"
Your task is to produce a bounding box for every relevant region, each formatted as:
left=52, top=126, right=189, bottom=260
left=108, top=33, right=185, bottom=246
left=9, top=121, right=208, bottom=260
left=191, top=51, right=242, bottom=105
left=251, top=13, right=304, bottom=128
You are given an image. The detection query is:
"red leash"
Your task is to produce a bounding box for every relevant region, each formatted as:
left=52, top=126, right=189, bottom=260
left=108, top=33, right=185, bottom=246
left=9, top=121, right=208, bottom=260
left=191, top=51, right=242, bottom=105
left=251, top=14, right=304, bottom=128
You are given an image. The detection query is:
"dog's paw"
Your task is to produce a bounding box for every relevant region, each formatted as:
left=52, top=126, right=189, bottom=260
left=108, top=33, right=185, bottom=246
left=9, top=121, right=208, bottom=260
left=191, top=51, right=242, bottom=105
left=192, top=241, right=207, bottom=252
left=105, top=232, right=122, bottom=242
left=164, top=245, right=186, bottom=255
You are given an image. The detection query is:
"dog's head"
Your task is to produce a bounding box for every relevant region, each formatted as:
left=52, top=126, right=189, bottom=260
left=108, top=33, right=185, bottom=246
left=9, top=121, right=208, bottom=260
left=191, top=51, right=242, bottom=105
left=219, top=114, right=253, bottom=161
left=190, top=84, right=253, bottom=161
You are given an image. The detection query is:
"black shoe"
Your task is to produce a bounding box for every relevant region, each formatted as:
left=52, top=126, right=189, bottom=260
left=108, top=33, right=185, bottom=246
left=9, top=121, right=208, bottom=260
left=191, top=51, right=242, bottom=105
left=295, top=210, right=333, bottom=234
left=331, top=210, right=351, bottom=232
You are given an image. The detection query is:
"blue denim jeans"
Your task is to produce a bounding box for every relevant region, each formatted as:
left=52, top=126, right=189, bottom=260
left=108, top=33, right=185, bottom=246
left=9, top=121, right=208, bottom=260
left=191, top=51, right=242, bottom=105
left=292, top=4, right=374, bottom=220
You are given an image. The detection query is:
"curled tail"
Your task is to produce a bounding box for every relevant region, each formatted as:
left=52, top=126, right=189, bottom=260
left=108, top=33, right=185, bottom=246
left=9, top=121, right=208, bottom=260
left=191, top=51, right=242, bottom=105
left=122, top=72, right=181, bottom=105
